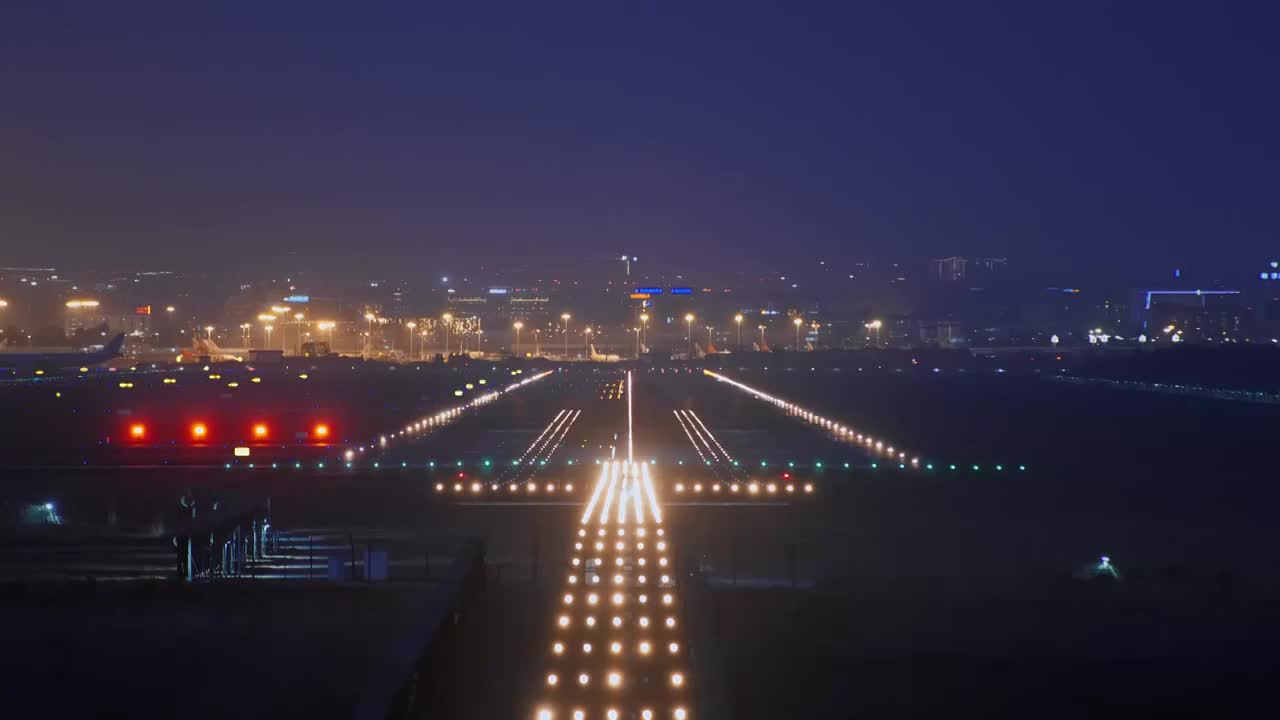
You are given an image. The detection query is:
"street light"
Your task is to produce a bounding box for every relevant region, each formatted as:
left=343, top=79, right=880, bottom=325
left=513, top=321, right=524, bottom=357
left=442, top=313, right=453, bottom=356
left=706, top=325, right=713, bottom=349
left=532, top=328, right=541, bottom=356
left=317, top=321, right=336, bottom=352
left=584, top=326, right=592, bottom=356
left=685, top=313, right=694, bottom=355
left=406, top=321, right=417, bottom=360
left=639, top=313, right=649, bottom=351
left=793, top=316, right=803, bottom=351
left=258, top=314, right=276, bottom=349
left=561, top=313, right=571, bottom=358
left=865, top=319, right=883, bottom=347
left=633, top=327, right=641, bottom=358
left=734, top=314, right=743, bottom=348
left=758, top=324, right=766, bottom=348
left=293, top=312, right=305, bottom=355
left=205, top=325, right=215, bottom=341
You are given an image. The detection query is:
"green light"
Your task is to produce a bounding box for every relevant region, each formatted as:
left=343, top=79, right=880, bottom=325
left=899, top=463, right=905, bottom=469
left=373, top=462, right=379, bottom=468
left=843, top=462, right=850, bottom=468
left=318, top=462, right=325, bottom=468
left=815, top=462, right=823, bottom=469
left=995, top=464, right=1003, bottom=471
left=1018, top=464, right=1026, bottom=471
left=483, top=459, right=491, bottom=467
left=513, top=460, right=520, bottom=466
left=271, top=463, right=277, bottom=469
left=705, top=460, right=711, bottom=465
left=295, top=462, right=302, bottom=469
left=788, top=461, right=795, bottom=468
left=401, top=462, right=407, bottom=467
left=428, top=461, right=436, bottom=467
left=926, top=464, right=934, bottom=470
left=871, top=463, right=878, bottom=469
left=567, top=459, right=573, bottom=465
left=346, top=462, right=352, bottom=468
left=456, top=460, right=463, bottom=467
left=224, top=463, right=231, bottom=469
left=249, top=463, right=254, bottom=468
left=760, top=461, right=767, bottom=467
left=540, top=460, right=546, bottom=465
left=949, top=464, right=956, bottom=470
left=677, top=460, right=683, bottom=465
left=972, top=465, right=979, bottom=471
left=732, top=460, right=739, bottom=466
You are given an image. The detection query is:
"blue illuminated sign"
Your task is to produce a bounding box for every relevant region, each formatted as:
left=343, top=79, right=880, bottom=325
left=488, top=287, right=509, bottom=295
left=670, top=287, right=693, bottom=295
left=635, top=287, right=663, bottom=295
left=283, top=295, right=310, bottom=303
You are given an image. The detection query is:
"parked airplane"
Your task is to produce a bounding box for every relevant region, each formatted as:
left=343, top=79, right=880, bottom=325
left=0, top=333, right=126, bottom=373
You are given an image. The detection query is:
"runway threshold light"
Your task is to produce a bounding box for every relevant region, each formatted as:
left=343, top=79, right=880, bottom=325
left=129, top=424, right=146, bottom=440
left=313, top=423, right=330, bottom=439
left=191, top=423, right=208, bottom=440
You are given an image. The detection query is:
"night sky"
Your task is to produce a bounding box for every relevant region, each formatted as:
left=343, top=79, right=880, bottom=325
left=3, top=2, right=1278, bottom=280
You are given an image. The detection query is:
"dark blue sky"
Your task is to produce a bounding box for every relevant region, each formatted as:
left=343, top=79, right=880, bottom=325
left=2, top=1, right=1277, bottom=281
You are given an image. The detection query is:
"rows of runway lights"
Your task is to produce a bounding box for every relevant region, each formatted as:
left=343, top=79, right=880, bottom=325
left=430, top=475, right=815, bottom=496
left=703, top=370, right=1030, bottom=472
left=216, top=456, right=1022, bottom=474
left=341, top=369, right=553, bottom=463
left=703, top=369, right=925, bottom=467
left=535, top=460, right=690, bottom=720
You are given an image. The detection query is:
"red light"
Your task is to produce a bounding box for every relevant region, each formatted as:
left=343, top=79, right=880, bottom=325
left=457, top=472, right=465, bottom=478
left=191, top=422, right=208, bottom=440
left=782, top=472, right=791, bottom=479
left=313, top=423, right=330, bottom=439
left=252, top=423, right=268, bottom=439
left=129, top=423, right=146, bottom=439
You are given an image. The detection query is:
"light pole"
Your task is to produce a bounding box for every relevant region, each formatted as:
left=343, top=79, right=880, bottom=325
left=273, top=307, right=290, bottom=351
left=634, top=327, right=641, bottom=358
left=293, top=313, right=305, bottom=355
left=734, top=314, right=743, bottom=348
left=793, top=316, right=803, bottom=351
left=364, top=312, right=376, bottom=357
left=442, top=313, right=453, bottom=356
left=240, top=323, right=251, bottom=346
left=317, top=321, right=335, bottom=352
left=865, top=319, right=882, bottom=347
left=406, top=321, right=416, bottom=360
left=706, top=325, right=713, bottom=349
left=513, top=321, right=523, bottom=357
left=561, top=313, right=571, bottom=358
left=205, top=325, right=214, bottom=342
left=685, top=313, right=694, bottom=355
left=758, top=324, right=766, bottom=349
left=584, top=326, right=592, bottom=356
left=533, top=328, right=541, bottom=356
left=639, top=313, right=649, bottom=352
left=258, top=314, right=276, bottom=348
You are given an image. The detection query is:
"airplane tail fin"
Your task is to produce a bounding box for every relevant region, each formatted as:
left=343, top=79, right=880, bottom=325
left=105, top=333, right=125, bottom=357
